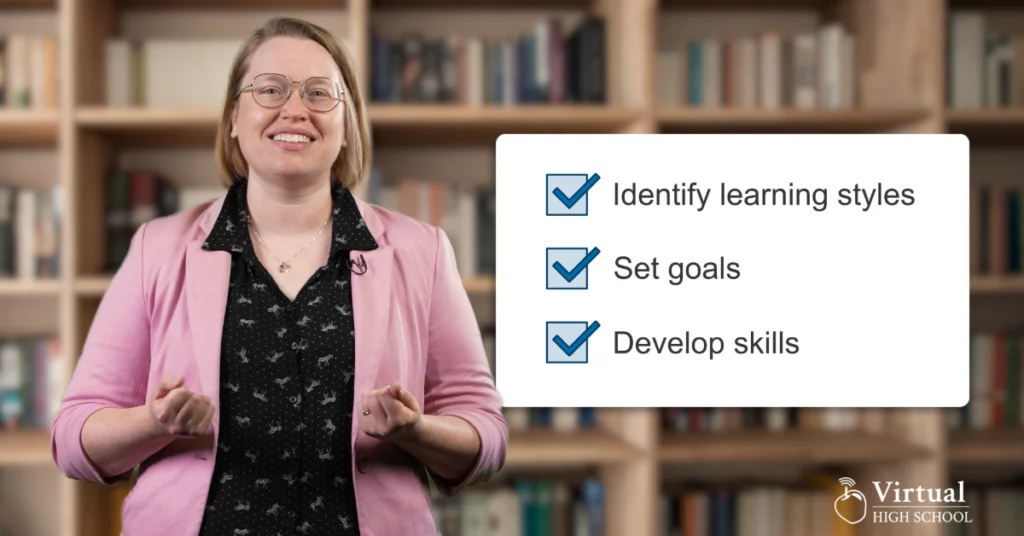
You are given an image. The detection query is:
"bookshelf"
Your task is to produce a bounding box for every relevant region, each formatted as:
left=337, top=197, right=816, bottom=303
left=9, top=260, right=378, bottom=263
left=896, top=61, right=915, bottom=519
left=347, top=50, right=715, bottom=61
left=0, top=0, right=1020, bottom=535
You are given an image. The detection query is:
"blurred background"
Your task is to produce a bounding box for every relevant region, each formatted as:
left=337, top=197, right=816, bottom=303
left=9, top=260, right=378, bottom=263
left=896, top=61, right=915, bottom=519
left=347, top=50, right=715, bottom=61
left=0, top=0, right=1017, bottom=535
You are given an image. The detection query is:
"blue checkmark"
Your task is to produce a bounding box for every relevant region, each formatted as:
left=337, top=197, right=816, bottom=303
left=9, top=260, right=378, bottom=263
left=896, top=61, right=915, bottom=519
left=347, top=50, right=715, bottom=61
left=546, top=321, right=601, bottom=363
left=546, top=173, right=601, bottom=216
left=546, top=247, right=601, bottom=289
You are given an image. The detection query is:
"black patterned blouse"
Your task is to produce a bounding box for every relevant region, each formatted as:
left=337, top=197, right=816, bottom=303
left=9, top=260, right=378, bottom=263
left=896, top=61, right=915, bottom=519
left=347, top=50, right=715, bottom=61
left=197, top=179, right=378, bottom=536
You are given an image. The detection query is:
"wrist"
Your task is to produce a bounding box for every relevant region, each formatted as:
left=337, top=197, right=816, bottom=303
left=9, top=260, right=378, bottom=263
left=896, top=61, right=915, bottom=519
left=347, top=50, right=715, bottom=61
left=390, top=414, right=428, bottom=447
left=137, top=404, right=173, bottom=440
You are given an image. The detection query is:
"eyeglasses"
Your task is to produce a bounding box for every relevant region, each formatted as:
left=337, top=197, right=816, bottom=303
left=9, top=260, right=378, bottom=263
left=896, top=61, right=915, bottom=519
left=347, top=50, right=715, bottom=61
left=238, top=73, right=345, bottom=112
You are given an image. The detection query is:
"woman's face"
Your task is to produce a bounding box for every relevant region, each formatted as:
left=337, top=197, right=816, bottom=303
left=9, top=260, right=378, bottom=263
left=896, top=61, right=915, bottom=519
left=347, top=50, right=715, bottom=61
left=231, top=36, right=346, bottom=186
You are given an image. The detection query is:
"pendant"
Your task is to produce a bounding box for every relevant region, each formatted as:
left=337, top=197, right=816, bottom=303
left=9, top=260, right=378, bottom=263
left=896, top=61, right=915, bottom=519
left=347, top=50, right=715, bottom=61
left=279, top=262, right=291, bottom=274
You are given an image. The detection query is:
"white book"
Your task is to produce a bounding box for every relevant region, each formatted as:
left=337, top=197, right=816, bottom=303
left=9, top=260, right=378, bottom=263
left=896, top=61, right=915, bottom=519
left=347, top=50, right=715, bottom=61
left=457, top=186, right=476, bottom=278
left=657, top=48, right=683, bottom=107
left=950, top=12, right=985, bottom=108
left=502, top=40, right=516, bottom=106
left=759, top=32, right=782, bottom=109
left=105, top=39, right=135, bottom=107
left=738, top=37, right=758, bottom=108
left=534, top=20, right=550, bottom=99
left=818, top=23, right=844, bottom=108
left=143, top=39, right=241, bottom=108
left=792, top=33, right=817, bottom=109
left=465, top=37, right=484, bottom=106
left=7, top=34, right=29, bottom=108
left=16, top=189, right=36, bottom=279
left=841, top=31, right=857, bottom=108
left=702, top=39, right=721, bottom=108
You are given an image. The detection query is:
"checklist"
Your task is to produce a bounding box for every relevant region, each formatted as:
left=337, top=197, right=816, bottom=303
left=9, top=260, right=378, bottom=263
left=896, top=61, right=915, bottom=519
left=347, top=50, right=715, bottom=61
left=495, top=133, right=969, bottom=408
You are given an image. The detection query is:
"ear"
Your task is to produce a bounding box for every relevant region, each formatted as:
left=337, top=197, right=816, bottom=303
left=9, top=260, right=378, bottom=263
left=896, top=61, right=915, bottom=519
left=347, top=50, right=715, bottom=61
left=230, top=105, right=239, bottom=138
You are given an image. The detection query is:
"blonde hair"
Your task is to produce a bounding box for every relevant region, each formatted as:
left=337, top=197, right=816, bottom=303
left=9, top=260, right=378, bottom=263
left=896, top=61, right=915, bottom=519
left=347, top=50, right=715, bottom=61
left=215, top=17, right=371, bottom=190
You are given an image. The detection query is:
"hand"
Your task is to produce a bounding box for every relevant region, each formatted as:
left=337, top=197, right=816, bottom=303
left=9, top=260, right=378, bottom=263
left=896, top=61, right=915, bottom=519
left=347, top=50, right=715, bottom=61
left=358, top=382, right=422, bottom=441
left=147, top=375, right=215, bottom=437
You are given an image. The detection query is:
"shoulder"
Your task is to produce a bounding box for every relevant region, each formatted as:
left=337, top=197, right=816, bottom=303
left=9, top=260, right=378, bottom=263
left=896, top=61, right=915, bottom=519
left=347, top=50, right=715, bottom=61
left=357, top=200, right=445, bottom=258
left=133, top=198, right=220, bottom=268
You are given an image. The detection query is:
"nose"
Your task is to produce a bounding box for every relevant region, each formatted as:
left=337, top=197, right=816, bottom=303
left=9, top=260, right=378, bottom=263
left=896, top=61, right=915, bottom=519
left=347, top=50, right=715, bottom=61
left=280, top=85, right=309, bottom=118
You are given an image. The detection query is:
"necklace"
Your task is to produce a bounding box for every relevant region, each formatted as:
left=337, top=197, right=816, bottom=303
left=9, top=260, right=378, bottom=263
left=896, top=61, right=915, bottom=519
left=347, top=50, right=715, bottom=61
left=247, top=213, right=331, bottom=274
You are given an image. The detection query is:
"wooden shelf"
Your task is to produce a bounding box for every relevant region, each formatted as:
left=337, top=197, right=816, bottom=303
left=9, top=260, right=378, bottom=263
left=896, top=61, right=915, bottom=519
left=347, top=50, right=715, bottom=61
left=75, top=105, right=639, bottom=146
left=948, top=429, right=1024, bottom=464
left=372, top=0, right=591, bottom=8
left=658, top=108, right=930, bottom=134
left=0, top=0, right=54, bottom=7
left=0, top=430, right=52, bottom=467
left=972, top=276, right=1024, bottom=294
left=947, top=108, right=1024, bottom=144
left=75, top=276, right=112, bottom=297
left=659, top=430, right=932, bottom=464
left=949, top=0, right=1024, bottom=8
left=0, top=109, right=59, bottom=147
left=75, top=107, right=220, bottom=147
left=463, top=276, right=494, bottom=293
left=369, top=104, right=639, bottom=145
left=660, top=0, right=830, bottom=9
left=75, top=275, right=494, bottom=296
left=0, top=278, right=61, bottom=297
left=116, top=0, right=346, bottom=8
left=505, top=428, right=638, bottom=467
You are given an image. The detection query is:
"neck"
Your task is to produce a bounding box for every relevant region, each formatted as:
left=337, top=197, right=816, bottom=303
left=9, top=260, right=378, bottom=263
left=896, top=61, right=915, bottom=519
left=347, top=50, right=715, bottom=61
left=245, top=175, right=333, bottom=236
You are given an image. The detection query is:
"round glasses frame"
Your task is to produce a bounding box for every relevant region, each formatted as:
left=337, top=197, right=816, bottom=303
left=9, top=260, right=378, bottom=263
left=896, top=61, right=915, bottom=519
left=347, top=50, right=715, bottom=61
left=238, top=73, right=345, bottom=112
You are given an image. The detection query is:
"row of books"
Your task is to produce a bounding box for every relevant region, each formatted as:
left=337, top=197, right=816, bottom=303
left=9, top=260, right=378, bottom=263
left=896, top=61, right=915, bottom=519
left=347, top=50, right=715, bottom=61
left=104, top=39, right=243, bottom=108
left=503, top=407, right=598, bottom=432
left=661, top=407, right=886, bottom=434
left=432, top=478, right=604, bottom=536
left=370, top=16, right=606, bottom=106
left=949, top=12, right=1024, bottom=109
left=363, top=169, right=495, bottom=278
left=951, top=331, right=1024, bottom=430
left=104, top=169, right=223, bottom=271
left=657, top=23, right=856, bottom=110
left=972, top=184, right=1024, bottom=276
left=945, top=486, right=1024, bottom=536
left=0, top=185, right=61, bottom=279
left=0, top=33, right=58, bottom=110
left=659, top=481, right=852, bottom=536
left=0, top=335, right=63, bottom=431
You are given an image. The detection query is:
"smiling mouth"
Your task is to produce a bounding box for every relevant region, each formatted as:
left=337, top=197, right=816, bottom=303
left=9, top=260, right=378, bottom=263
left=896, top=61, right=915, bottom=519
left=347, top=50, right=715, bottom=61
left=271, top=133, right=313, bottom=143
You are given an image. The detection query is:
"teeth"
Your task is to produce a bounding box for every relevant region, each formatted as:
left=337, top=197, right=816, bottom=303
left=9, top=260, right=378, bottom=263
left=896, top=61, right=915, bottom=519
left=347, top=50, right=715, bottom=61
left=273, top=133, right=311, bottom=143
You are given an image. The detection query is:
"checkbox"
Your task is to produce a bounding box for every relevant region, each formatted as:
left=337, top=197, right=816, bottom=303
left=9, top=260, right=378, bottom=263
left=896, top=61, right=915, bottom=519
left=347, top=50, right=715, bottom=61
left=546, top=320, right=601, bottom=364
left=546, top=173, right=601, bottom=216
left=546, top=247, right=601, bottom=290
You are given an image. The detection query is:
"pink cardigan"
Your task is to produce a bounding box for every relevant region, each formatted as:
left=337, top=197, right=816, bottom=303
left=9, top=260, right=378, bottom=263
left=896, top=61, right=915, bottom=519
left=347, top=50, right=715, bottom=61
left=51, top=194, right=508, bottom=535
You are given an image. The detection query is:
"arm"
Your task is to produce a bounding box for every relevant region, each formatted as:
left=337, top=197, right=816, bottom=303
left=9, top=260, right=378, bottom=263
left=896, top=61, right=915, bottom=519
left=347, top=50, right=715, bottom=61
left=389, top=413, right=482, bottom=482
left=414, top=227, right=508, bottom=495
left=51, top=223, right=168, bottom=483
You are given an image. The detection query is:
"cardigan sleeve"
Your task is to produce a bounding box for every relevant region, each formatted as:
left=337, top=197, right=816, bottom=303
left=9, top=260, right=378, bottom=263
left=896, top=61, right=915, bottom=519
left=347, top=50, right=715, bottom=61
left=51, top=223, right=152, bottom=485
left=421, top=226, right=508, bottom=496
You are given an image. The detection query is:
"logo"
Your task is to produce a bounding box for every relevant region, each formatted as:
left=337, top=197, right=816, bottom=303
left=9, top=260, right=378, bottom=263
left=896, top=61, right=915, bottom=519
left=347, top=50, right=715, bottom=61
left=831, top=477, right=973, bottom=525
left=834, top=477, right=867, bottom=524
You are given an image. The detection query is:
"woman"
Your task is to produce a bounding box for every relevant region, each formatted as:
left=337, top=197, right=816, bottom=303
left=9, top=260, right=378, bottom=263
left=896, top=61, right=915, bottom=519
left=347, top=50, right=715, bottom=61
left=51, top=17, right=507, bottom=536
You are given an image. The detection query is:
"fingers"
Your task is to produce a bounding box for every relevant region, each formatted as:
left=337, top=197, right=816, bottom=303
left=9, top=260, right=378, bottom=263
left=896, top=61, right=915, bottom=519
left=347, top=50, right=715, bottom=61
left=152, top=375, right=184, bottom=402
left=377, top=391, right=406, bottom=420
left=390, top=384, right=419, bottom=411
left=180, top=395, right=214, bottom=436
